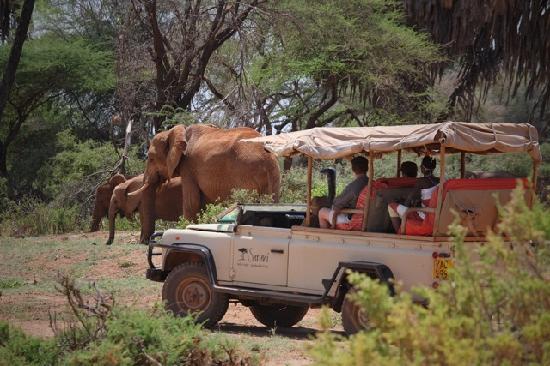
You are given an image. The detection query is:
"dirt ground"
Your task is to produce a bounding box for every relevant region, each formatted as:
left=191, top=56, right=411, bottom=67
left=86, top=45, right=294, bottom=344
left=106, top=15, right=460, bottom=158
left=0, top=231, right=343, bottom=365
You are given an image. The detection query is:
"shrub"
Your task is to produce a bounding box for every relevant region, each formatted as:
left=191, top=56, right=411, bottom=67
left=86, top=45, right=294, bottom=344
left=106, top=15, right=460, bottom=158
left=0, top=276, right=256, bottom=366
left=0, top=197, right=84, bottom=237
left=310, top=188, right=550, bottom=365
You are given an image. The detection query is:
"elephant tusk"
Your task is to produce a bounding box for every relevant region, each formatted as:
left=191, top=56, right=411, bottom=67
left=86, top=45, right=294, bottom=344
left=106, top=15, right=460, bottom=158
left=128, top=182, right=149, bottom=197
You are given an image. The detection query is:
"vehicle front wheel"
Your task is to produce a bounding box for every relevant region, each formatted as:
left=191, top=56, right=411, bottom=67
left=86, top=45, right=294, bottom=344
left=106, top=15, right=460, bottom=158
left=250, top=304, right=309, bottom=328
left=162, top=262, right=228, bottom=327
left=341, top=292, right=369, bottom=335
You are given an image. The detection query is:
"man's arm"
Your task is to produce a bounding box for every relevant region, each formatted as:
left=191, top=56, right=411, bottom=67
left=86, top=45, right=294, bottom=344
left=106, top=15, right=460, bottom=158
left=332, top=186, right=355, bottom=210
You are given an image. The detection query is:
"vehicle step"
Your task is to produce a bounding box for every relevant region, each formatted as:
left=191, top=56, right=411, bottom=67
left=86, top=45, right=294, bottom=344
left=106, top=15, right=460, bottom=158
left=213, top=285, right=325, bottom=305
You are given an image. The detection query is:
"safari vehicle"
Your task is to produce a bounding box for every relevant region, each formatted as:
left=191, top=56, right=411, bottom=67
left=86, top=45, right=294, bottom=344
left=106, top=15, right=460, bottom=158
left=146, top=122, right=541, bottom=334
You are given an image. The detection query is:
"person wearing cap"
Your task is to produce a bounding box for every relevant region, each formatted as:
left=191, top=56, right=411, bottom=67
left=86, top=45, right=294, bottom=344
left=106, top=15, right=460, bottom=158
left=318, top=156, right=369, bottom=229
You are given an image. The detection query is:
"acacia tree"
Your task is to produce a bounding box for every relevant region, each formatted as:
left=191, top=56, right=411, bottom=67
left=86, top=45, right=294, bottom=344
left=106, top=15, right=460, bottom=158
left=126, top=0, right=267, bottom=130
left=203, top=0, right=443, bottom=136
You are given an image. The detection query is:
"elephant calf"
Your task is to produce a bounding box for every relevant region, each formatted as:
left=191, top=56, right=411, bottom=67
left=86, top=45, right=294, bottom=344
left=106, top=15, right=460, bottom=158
left=90, top=174, right=128, bottom=231
left=106, top=175, right=183, bottom=245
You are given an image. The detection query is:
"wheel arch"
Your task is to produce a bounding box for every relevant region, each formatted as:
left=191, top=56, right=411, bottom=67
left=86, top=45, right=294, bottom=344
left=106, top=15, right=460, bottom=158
left=328, top=261, right=395, bottom=313
left=161, top=244, right=218, bottom=285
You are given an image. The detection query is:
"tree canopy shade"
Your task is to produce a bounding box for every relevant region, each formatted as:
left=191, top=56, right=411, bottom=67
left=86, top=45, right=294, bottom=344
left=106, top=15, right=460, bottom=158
left=242, top=0, right=444, bottom=133
left=406, top=0, right=550, bottom=128
left=0, top=36, right=114, bottom=178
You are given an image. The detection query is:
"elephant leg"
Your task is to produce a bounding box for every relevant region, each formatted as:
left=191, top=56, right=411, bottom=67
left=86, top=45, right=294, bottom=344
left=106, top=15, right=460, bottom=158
left=90, top=215, right=101, bottom=232
left=140, top=184, right=157, bottom=244
left=181, top=175, right=201, bottom=222
left=106, top=199, right=117, bottom=245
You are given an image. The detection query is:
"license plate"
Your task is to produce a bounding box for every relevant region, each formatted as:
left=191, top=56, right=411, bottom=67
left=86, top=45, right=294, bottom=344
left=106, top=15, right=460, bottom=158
left=433, top=257, right=454, bottom=280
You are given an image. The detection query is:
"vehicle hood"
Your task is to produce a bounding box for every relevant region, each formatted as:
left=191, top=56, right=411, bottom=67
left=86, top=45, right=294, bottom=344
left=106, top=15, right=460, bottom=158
left=185, top=223, right=236, bottom=233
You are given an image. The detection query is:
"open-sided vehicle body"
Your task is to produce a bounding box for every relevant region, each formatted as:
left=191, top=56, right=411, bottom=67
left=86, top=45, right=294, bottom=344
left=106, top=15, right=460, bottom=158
left=146, top=122, right=541, bottom=334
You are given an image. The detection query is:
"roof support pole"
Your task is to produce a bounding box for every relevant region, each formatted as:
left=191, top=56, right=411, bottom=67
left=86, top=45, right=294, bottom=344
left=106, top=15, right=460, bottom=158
left=396, top=150, right=402, bottom=177
left=305, top=157, right=313, bottom=226
left=460, top=152, right=466, bottom=178
left=361, top=151, right=375, bottom=231
left=433, top=146, right=446, bottom=236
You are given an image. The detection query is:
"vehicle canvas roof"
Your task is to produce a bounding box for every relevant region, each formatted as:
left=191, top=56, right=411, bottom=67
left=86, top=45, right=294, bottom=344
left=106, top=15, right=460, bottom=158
left=245, top=122, right=541, bottom=162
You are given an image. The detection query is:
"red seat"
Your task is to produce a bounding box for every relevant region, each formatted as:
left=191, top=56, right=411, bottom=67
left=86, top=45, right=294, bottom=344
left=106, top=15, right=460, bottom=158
left=336, top=177, right=417, bottom=231
left=402, top=178, right=528, bottom=236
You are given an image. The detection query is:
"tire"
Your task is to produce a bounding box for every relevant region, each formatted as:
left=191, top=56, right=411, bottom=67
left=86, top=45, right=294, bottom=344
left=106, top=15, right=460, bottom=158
left=162, top=262, right=228, bottom=328
left=249, top=304, right=309, bottom=328
left=341, top=291, right=369, bottom=335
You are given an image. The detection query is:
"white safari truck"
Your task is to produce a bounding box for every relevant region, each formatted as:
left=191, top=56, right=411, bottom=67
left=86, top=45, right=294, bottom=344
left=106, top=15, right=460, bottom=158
left=146, top=122, right=541, bottom=334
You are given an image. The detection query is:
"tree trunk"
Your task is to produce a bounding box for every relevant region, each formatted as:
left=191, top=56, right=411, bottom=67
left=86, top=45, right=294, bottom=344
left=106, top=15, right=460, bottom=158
left=0, top=140, right=7, bottom=178
left=0, top=0, right=35, bottom=121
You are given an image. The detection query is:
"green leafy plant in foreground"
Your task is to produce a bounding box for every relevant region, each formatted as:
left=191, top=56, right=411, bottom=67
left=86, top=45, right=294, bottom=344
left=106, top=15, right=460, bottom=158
left=311, top=188, right=550, bottom=365
left=0, top=276, right=256, bottom=366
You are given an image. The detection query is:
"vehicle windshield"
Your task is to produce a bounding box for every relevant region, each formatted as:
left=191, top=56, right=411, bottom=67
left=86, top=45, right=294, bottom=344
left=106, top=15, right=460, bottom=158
left=217, top=207, right=239, bottom=224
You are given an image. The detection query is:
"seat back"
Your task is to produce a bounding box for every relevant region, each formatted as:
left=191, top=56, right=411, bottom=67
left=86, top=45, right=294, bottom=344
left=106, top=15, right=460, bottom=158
left=434, top=178, right=530, bottom=236
left=337, top=177, right=417, bottom=231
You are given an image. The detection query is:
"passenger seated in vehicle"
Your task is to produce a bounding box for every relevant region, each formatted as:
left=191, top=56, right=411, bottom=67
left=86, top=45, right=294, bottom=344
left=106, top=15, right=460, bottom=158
left=387, top=156, right=439, bottom=233
left=400, top=161, right=418, bottom=178
left=318, top=156, right=369, bottom=229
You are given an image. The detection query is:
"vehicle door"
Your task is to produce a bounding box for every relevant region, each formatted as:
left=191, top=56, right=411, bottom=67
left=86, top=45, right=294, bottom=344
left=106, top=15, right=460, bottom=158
left=231, top=225, right=290, bottom=286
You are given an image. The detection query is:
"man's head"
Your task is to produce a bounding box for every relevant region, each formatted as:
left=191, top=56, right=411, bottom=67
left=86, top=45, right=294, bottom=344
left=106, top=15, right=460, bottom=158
left=351, top=156, right=369, bottom=175
left=421, top=156, right=437, bottom=175
left=400, top=161, right=418, bottom=178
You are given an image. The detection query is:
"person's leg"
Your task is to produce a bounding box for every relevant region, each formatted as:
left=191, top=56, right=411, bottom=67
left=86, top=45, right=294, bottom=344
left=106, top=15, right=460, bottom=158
left=387, top=203, right=401, bottom=233
left=318, top=207, right=332, bottom=228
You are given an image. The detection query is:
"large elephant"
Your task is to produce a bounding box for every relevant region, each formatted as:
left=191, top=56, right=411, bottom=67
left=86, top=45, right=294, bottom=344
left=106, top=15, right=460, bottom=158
left=132, top=124, right=280, bottom=243
left=107, top=175, right=183, bottom=245
left=90, top=174, right=127, bottom=231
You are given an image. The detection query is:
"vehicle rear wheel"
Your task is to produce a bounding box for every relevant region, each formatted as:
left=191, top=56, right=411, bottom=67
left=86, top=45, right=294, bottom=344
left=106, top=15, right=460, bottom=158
left=249, top=304, right=309, bottom=328
left=341, top=291, right=369, bottom=335
left=162, top=262, right=228, bottom=327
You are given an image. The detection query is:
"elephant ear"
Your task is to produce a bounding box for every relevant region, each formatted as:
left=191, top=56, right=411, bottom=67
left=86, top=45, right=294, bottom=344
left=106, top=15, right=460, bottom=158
left=166, top=125, right=186, bottom=179
left=109, top=174, right=126, bottom=188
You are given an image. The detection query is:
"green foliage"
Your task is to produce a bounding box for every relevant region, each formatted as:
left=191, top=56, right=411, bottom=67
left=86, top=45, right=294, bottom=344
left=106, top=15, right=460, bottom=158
left=0, top=305, right=254, bottom=366
left=0, top=197, right=83, bottom=236
left=0, top=278, right=22, bottom=289
left=0, top=322, right=58, bottom=366
left=251, top=0, right=446, bottom=126
left=310, top=188, right=550, bottom=365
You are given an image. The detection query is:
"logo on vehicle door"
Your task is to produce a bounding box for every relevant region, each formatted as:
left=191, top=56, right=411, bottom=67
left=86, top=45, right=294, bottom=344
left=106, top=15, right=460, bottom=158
left=237, top=248, right=269, bottom=268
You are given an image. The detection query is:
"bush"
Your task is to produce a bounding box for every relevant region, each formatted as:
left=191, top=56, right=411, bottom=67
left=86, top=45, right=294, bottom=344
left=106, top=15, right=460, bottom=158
left=310, top=188, right=550, bottom=365
left=0, top=197, right=84, bottom=237
left=0, top=277, right=256, bottom=366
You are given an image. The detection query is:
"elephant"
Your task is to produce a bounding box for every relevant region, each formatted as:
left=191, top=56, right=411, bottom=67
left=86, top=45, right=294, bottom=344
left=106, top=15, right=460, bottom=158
left=106, top=175, right=183, bottom=245
left=131, top=124, right=281, bottom=243
left=90, top=173, right=127, bottom=231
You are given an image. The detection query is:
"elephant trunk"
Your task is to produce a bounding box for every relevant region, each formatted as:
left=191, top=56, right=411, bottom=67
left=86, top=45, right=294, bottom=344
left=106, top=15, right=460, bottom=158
left=140, top=184, right=157, bottom=244
left=106, top=198, right=117, bottom=245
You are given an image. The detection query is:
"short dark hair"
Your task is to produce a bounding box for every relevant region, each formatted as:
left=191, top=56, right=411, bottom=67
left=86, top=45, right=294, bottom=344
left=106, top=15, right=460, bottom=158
left=421, top=156, right=437, bottom=172
left=400, top=161, right=418, bottom=177
left=351, top=156, right=369, bottom=174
